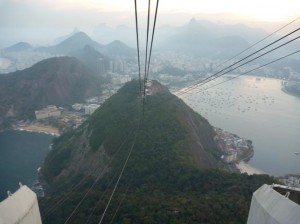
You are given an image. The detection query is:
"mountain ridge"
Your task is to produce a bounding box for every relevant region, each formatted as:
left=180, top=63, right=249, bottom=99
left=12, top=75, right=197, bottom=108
left=41, top=80, right=222, bottom=185
left=0, top=56, right=102, bottom=126
left=53, top=28, right=80, bottom=44
left=36, top=31, right=135, bottom=57
left=39, top=80, right=275, bottom=223
left=3, top=42, right=33, bottom=52
left=158, top=19, right=251, bottom=58
left=92, top=18, right=270, bottom=55
left=36, top=32, right=105, bottom=55
left=104, top=40, right=136, bottom=56
left=70, top=44, right=109, bottom=74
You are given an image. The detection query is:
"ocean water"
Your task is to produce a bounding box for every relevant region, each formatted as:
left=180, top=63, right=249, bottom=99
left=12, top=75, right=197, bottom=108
left=180, top=75, right=300, bottom=176
left=0, top=130, right=54, bottom=200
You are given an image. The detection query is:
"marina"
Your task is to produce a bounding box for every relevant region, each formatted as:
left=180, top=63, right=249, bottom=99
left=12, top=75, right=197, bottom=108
left=179, top=75, right=300, bottom=176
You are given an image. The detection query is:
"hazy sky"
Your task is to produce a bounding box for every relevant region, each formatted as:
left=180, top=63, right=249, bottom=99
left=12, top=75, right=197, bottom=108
left=0, top=0, right=300, bottom=46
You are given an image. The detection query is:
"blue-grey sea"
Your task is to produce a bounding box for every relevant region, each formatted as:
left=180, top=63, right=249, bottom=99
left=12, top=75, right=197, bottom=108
left=180, top=75, right=300, bottom=176
left=0, top=130, right=54, bottom=200
left=0, top=75, right=299, bottom=202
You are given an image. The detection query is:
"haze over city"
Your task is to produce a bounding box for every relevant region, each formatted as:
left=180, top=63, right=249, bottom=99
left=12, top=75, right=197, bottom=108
left=1, top=0, right=300, bottom=46
left=1, top=0, right=300, bottom=223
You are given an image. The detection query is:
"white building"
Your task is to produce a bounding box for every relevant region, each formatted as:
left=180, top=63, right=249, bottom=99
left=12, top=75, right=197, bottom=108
left=247, top=184, right=300, bottom=224
left=72, top=103, right=84, bottom=111
left=112, top=58, right=127, bottom=74
left=112, top=74, right=131, bottom=85
left=0, top=184, right=42, bottom=224
left=35, top=105, right=61, bottom=120
left=34, top=110, right=49, bottom=120
left=97, top=58, right=106, bottom=75
left=85, top=104, right=100, bottom=115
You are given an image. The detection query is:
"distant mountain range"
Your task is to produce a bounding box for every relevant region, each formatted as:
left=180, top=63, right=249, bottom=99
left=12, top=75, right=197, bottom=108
left=3, top=42, right=33, bottom=52
left=26, top=31, right=135, bottom=75
left=2, top=31, right=135, bottom=64
left=36, top=32, right=105, bottom=55
left=104, top=40, right=135, bottom=56
left=2, top=18, right=299, bottom=73
left=157, top=19, right=256, bottom=58
left=71, top=45, right=109, bottom=75
left=92, top=19, right=269, bottom=55
left=93, top=23, right=136, bottom=46
left=0, top=57, right=102, bottom=127
left=53, top=28, right=80, bottom=44
left=0, top=31, right=136, bottom=75
left=40, top=80, right=275, bottom=223
left=3, top=18, right=300, bottom=61
left=2, top=19, right=272, bottom=58
left=92, top=18, right=300, bottom=59
left=36, top=31, right=135, bottom=57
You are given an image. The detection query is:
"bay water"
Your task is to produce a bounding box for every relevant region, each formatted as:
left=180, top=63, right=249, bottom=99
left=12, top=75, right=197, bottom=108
left=0, top=75, right=299, bottom=202
left=0, top=130, right=54, bottom=200
left=180, top=75, right=300, bottom=176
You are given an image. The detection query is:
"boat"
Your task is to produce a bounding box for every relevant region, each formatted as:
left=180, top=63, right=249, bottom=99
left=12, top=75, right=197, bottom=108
left=294, top=152, right=299, bottom=155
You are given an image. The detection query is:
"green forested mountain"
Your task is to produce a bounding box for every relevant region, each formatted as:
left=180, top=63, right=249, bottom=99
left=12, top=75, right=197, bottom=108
left=0, top=56, right=102, bottom=126
left=71, top=45, right=110, bottom=75
left=40, top=80, right=274, bottom=224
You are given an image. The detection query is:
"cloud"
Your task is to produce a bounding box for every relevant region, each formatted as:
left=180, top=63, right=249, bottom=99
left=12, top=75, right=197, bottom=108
left=7, top=0, right=133, bottom=12
left=0, top=0, right=138, bottom=46
left=0, top=0, right=298, bottom=47
left=4, top=0, right=300, bottom=21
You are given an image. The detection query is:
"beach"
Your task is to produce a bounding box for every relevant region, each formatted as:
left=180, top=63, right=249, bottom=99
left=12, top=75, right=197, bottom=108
left=236, top=161, right=266, bottom=175
left=15, top=123, right=60, bottom=136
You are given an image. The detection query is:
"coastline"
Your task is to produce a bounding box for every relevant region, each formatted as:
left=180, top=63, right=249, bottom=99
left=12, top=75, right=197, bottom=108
left=176, top=76, right=286, bottom=176
left=13, top=123, right=60, bottom=136
left=236, top=161, right=266, bottom=175
left=281, top=87, right=300, bottom=98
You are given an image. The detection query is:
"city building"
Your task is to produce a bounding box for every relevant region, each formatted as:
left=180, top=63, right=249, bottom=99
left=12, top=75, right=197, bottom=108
left=72, top=103, right=84, bottom=111
left=35, top=105, right=61, bottom=120
left=85, top=104, right=100, bottom=115
left=111, top=74, right=131, bottom=85
left=108, top=58, right=128, bottom=74
left=97, top=58, right=106, bottom=75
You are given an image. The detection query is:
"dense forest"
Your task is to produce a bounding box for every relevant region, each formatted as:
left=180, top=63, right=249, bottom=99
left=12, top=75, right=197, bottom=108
left=40, top=168, right=274, bottom=223
left=0, top=57, right=102, bottom=126
left=40, top=80, right=275, bottom=224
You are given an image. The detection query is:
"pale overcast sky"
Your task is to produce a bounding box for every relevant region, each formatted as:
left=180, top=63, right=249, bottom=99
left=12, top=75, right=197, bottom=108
left=0, top=0, right=300, bottom=46
left=2, top=0, right=299, bottom=21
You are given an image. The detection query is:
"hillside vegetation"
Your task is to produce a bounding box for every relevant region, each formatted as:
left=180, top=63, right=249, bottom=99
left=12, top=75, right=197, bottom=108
left=0, top=56, right=102, bottom=127
left=40, top=80, right=275, bottom=224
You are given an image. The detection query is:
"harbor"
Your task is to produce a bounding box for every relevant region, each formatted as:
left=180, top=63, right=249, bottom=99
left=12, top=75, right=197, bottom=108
left=179, top=75, right=300, bottom=176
